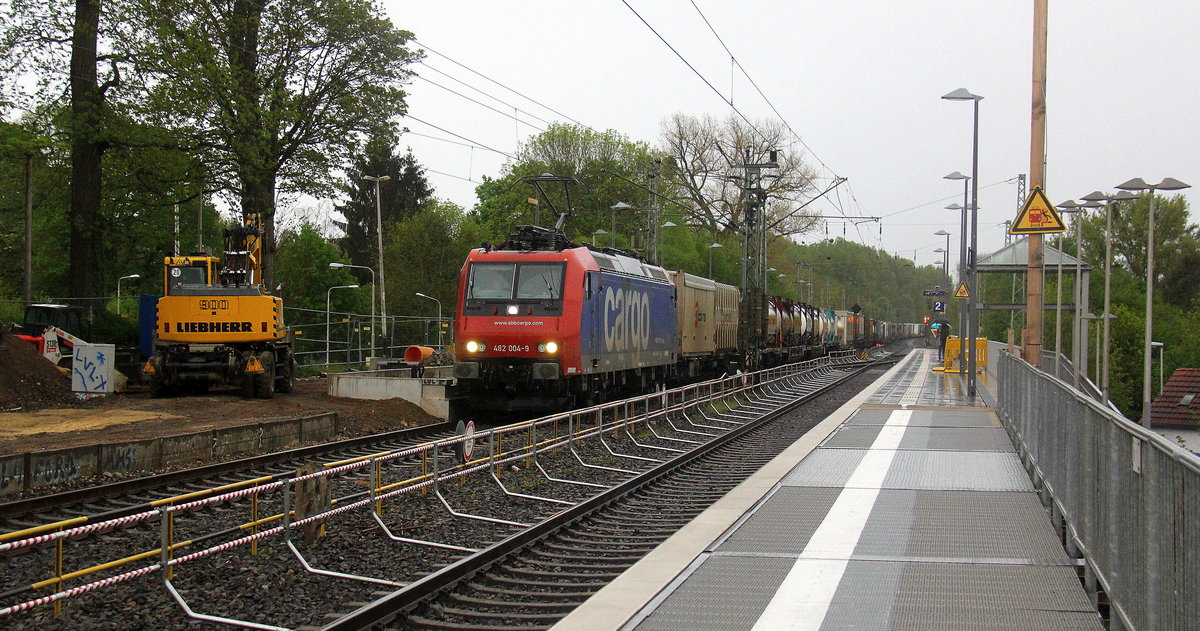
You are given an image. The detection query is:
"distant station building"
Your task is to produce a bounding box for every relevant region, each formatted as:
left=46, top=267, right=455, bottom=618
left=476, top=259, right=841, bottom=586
left=1151, top=368, right=1200, bottom=455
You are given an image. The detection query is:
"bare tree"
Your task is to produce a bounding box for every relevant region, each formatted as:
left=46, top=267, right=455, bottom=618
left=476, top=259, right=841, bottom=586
left=660, top=113, right=820, bottom=237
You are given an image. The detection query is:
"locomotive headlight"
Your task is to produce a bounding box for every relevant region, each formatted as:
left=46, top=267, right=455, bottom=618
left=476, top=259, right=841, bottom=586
left=545, top=341, right=558, bottom=354
left=465, top=340, right=480, bottom=353
left=507, top=305, right=519, bottom=315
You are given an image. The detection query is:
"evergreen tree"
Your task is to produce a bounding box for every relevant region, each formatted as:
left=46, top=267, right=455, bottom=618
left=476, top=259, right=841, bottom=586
left=334, top=137, right=433, bottom=276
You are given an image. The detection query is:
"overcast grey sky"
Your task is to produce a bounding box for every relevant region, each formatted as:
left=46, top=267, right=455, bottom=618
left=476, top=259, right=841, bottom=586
left=378, top=1, right=1198, bottom=272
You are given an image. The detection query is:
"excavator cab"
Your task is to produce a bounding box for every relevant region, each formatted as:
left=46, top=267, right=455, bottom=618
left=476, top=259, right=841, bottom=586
left=163, top=256, right=219, bottom=294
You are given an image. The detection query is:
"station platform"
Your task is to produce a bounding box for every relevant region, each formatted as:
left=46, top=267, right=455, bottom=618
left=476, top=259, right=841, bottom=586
left=554, top=349, right=1102, bottom=631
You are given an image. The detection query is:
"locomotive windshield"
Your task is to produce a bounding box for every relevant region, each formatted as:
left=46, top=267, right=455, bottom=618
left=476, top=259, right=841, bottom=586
left=468, top=262, right=564, bottom=301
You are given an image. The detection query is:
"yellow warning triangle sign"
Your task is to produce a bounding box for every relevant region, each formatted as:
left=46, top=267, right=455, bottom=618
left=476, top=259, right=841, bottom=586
left=954, top=282, right=970, bottom=299
left=1009, top=186, right=1066, bottom=234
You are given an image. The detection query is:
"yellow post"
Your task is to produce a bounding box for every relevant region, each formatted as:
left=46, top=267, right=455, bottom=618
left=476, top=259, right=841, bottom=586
left=374, top=460, right=383, bottom=515
left=166, top=511, right=175, bottom=579
left=251, top=493, right=259, bottom=556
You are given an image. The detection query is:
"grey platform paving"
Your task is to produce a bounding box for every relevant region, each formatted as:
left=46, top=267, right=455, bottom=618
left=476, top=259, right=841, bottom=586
left=552, top=349, right=1102, bottom=631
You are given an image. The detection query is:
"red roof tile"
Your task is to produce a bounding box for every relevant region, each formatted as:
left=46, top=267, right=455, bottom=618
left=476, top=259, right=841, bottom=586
left=1151, top=368, right=1200, bottom=429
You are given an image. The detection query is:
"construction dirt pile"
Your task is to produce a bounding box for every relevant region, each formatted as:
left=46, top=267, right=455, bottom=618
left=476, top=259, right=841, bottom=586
left=0, top=334, right=76, bottom=411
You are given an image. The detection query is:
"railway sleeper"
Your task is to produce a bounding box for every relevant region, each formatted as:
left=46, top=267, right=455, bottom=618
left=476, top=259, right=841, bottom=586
left=405, top=613, right=552, bottom=631
left=479, top=573, right=606, bottom=591
left=466, top=580, right=597, bottom=600
left=543, top=537, right=661, bottom=552
left=509, top=556, right=635, bottom=573
left=527, top=547, right=646, bottom=565
left=498, top=563, right=624, bottom=580
left=447, top=593, right=580, bottom=612
left=431, top=603, right=574, bottom=622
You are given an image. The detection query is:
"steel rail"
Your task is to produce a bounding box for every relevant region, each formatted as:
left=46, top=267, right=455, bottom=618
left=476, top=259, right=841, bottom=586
left=321, top=357, right=887, bottom=631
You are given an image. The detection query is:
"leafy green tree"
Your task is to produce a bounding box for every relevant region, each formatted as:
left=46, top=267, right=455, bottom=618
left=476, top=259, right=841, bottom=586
left=473, top=123, right=668, bottom=247
left=384, top=199, right=486, bottom=317
left=275, top=223, right=365, bottom=314
left=127, top=0, right=421, bottom=290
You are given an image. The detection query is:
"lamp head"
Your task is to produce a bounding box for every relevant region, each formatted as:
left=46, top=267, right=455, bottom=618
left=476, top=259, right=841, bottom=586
left=1116, top=178, right=1151, bottom=191
left=709, top=242, right=723, bottom=249
left=611, top=201, right=632, bottom=211
left=329, top=262, right=345, bottom=269
left=1111, top=190, right=1138, bottom=201
left=1154, top=177, right=1190, bottom=191
left=934, top=229, right=951, bottom=236
left=945, top=203, right=964, bottom=211
left=942, top=88, right=983, bottom=101
left=943, top=171, right=969, bottom=181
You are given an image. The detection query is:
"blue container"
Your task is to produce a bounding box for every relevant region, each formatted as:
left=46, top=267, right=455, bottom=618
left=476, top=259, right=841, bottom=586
left=578, top=270, right=677, bottom=374
left=137, top=294, right=161, bottom=357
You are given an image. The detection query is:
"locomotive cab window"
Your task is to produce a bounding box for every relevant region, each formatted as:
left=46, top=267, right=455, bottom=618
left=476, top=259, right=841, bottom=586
left=515, top=263, right=564, bottom=299
left=468, top=263, right=517, bottom=299
left=466, top=262, right=565, bottom=307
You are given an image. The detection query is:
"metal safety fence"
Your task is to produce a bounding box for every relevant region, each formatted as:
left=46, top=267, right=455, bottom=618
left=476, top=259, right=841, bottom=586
left=997, top=351, right=1200, bottom=631
left=0, top=349, right=870, bottom=627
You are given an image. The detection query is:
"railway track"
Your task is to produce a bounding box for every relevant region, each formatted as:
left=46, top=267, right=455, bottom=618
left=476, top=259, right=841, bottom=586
left=0, top=349, right=898, bottom=630
left=324, top=352, right=896, bottom=631
left=0, top=422, right=459, bottom=528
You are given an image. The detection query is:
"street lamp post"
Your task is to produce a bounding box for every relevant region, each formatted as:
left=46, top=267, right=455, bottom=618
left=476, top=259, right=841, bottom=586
left=945, top=201, right=967, bottom=350
left=1053, top=200, right=1080, bottom=379
left=1151, top=341, right=1164, bottom=395
left=1115, top=177, right=1191, bottom=428
left=1081, top=189, right=1135, bottom=403
left=362, top=174, right=391, bottom=342
left=592, top=228, right=607, bottom=244
left=934, top=228, right=951, bottom=289
left=117, top=274, right=140, bottom=317
left=659, top=221, right=677, bottom=266
left=329, top=262, right=375, bottom=359
left=708, top=243, right=723, bottom=278
left=326, top=284, right=359, bottom=365
left=942, top=89, right=983, bottom=399
left=415, top=292, right=443, bottom=349
left=610, top=202, right=630, bottom=248
left=1074, top=199, right=1102, bottom=388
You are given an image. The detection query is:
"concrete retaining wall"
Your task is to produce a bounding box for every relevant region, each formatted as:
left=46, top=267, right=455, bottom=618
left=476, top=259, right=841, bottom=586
left=0, top=412, right=339, bottom=498
left=328, top=370, right=451, bottom=419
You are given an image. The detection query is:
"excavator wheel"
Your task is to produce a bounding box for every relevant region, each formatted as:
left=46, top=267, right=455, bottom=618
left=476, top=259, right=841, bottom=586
left=254, top=351, right=275, bottom=399
left=275, top=349, right=295, bottom=394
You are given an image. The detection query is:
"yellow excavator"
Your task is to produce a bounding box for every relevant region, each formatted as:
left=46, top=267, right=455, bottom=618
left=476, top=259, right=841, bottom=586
left=141, top=213, right=294, bottom=397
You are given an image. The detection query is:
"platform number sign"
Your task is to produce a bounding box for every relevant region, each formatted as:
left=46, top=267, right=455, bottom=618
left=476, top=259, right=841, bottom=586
left=455, top=420, right=476, bottom=464
left=933, top=300, right=946, bottom=313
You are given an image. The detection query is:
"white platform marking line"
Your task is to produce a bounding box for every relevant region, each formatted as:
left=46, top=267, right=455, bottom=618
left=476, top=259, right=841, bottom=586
left=898, top=352, right=930, bottom=407
left=751, top=410, right=912, bottom=631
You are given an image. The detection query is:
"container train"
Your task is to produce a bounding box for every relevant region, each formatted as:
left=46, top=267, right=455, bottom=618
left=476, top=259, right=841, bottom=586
left=452, top=225, right=923, bottom=412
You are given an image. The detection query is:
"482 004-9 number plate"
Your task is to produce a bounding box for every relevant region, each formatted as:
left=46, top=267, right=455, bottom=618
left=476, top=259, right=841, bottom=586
left=492, top=344, right=530, bottom=353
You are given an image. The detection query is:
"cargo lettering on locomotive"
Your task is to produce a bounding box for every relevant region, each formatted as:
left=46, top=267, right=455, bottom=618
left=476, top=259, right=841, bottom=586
left=603, top=286, right=651, bottom=352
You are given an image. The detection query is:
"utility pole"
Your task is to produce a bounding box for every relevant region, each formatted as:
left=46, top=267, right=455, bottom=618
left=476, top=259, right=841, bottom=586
left=24, top=155, right=33, bottom=305
left=647, top=159, right=661, bottom=264
left=737, top=149, right=779, bottom=367
left=1024, top=0, right=1048, bottom=365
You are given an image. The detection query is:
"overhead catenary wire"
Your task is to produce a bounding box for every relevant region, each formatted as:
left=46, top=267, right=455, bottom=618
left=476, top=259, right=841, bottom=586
left=417, top=62, right=555, bottom=128
left=414, top=40, right=590, bottom=130
left=619, top=0, right=767, bottom=145
left=413, top=75, right=547, bottom=133
left=404, top=115, right=516, bottom=160
left=687, top=0, right=840, bottom=180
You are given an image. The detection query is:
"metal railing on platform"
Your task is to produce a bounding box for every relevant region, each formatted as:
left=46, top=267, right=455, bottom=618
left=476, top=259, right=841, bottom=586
left=997, top=351, right=1200, bottom=631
